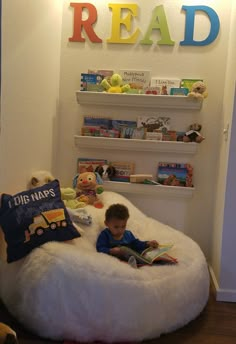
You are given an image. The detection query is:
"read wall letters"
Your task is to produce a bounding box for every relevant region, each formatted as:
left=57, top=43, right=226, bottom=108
left=69, top=3, right=220, bottom=46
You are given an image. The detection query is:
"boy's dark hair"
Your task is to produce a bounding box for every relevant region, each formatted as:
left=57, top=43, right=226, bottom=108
left=105, top=204, right=129, bottom=222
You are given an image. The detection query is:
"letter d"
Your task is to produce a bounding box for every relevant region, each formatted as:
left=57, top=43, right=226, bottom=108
left=180, top=5, right=220, bottom=46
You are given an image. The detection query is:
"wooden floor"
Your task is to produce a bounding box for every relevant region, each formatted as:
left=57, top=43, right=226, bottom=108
left=0, top=283, right=236, bottom=344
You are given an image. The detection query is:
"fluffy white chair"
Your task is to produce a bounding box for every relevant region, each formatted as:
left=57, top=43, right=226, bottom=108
left=0, top=191, right=209, bottom=342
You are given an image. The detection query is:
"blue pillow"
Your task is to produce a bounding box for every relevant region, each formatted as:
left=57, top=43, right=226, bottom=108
left=0, top=180, right=81, bottom=263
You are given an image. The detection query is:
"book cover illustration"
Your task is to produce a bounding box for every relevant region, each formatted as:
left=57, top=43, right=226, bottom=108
left=119, top=69, right=151, bottom=91
left=180, top=79, right=203, bottom=92
left=157, top=162, right=193, bottom=187
left=170, top=88, right=188, bottom=96
left=77, top=158, right=108, bottom=173
left=83, top=116, right=112, bottom=129
left=137, top=116, right=170, bottom=133
left=120, top=126, right=146, bottom=139
left=120, top=243, right=177, bottom=265
left=150, top=78, right=181, bottom=95
left=80, top=73, right=104, bottom=92
left=109, top=161, right=135, bottom=182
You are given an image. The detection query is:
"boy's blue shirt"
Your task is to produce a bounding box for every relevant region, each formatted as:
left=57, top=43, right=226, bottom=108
left=96, top=228, right=148, bottom=254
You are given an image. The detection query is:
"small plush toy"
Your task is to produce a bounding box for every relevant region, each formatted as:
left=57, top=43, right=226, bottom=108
left=188, top=81, right=208, bottom=99
left=183, top=123, right=205, bottom=143
left=27, top=170, right=55, bottom=189
left=60, top=187, right=86, bottom=209
left=101, top=73, right=130, bottom=93
left=73, top=172, right=104, bottom=208
left=0, top=323, right=18, bottom=344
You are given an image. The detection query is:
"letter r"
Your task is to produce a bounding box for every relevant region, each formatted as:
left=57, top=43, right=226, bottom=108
left=69, top=3, right=102, bottom=43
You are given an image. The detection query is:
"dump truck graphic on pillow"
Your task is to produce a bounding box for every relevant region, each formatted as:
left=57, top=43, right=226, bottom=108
left=24, top=209, right=67, bottom=242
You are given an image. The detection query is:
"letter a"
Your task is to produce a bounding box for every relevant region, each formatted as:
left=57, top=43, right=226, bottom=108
left=140, top=5, right=174, bottom=46
left=180, top=6, right=220, bottom=46
left=69, top=3, right=102, bottom=43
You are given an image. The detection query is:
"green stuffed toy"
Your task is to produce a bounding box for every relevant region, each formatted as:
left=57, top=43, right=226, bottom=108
left=101, top=73, right=130, bottom=93
left=60, top=187, right=86, bottom=209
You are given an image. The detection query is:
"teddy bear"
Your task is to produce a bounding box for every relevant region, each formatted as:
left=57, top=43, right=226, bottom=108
left=187, top=81, right=208, bottom=99
left=183, top=123, right=205, bottom=143
left=101, top=73, right=130, bottom=93
left=73, top=171, right=104, bottom=208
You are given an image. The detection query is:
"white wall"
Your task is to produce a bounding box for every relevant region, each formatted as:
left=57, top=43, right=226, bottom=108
left=57, top=0, right=232, bottom=257
left=209, top=1, right=236, bottom=300
left=0, top=0, right=63, bottom=193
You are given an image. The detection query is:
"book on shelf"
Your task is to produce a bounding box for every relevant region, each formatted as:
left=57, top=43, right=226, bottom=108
left=137, top=116, right=170, bottom=133
left=161, top=130, right=177, bottom=141
left=120, top=126, right=146, bottom=139
left=83, top=116, right=112, bottom=129
left=145, top=132, right=163, bottom=141
left=157, top=162, right=193, bottom=187
left=109, top=161, right=135, bottom=182
left=111, top=120, right=137, bottom=131
left=80, top=73, right=104, bottom=92
left=119, top=69, right=151, bottom=91
left=150, top=78, right=181, bottom=95
left=180, top=79, right=203, bottom=92
left=77, top=158, right=107, bottom=173
left=88, top=69, right=114, bottom=80
left=81, top=126, right=120, bottom=138
left=170, top=87, right=188, bottom=96
left=143, top=86, right=161, bottom=95
left=120, top=243, right=177, bottom=265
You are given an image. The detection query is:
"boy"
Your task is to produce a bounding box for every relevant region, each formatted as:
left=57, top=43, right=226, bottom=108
left=96, top=203, right=158, bottom=259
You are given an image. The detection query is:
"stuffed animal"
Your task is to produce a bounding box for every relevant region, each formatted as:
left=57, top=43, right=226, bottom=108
left=183, top=123, right=205, bottom=143
left=73, top=172, right=104, bottom=208
left=60, top=187, right=86, bottom=209
left=101, top=73, right=130, bottom=93
left=0, top=323, right=18, bottom=344
left=27, top=170, right=55, bottom=189
left=187, top=81, right=208, bottom=99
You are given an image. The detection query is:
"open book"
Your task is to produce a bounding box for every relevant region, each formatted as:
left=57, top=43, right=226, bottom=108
left=120, top=243, right=177, bottom=265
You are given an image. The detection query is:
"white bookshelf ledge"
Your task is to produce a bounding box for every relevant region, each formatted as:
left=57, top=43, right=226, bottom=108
left=76, top=91, right=203, bottom=110
left=74, top=135, right=198, bottom=154
left=103, top=181, right=194, bottom=199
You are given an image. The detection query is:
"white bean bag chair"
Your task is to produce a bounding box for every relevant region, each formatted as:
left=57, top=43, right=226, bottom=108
left=0, top=191, right=209, bottom=343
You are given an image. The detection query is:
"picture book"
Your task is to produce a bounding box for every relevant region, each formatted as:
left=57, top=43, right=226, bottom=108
left=143, top=86, right=161, bottom=95
left=161, top=130, right=177, bottom=141
left=157, top=162, right=193, bottom=187
left=81, top=127, right=120, bottom=138
left=170, top=87, right=188, bottom=96
left=88, top=69, right=114, bottom=79
left=83, top=116, right=112, bottom=129
left=150, top=78, right=181, bottom=95
left=119, top=69, right=151, bottom=90
left=109, top=161, right=135, bottom=182
left=180, top=79, right=203, bottom=92
left=120, top=126, right=146, bottom=139
left=111, top=120, right=137, bottom=131
left=137, top=116, right=170, bottom=133
left=77, top=158, right=107, bottom=173
left=120, top=243, right=177, bottom=265
left=80, top=73, right=104, bottom=92
left=145, top=131, right=163, bottom=141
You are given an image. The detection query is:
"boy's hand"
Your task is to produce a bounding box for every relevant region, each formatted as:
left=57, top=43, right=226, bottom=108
left=147, top=240, right=159, bottom=248
left=110, top=247, right=123, bottom=256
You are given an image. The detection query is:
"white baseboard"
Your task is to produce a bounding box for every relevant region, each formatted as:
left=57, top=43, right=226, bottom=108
left=209, top=265, right=236, bottom=302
